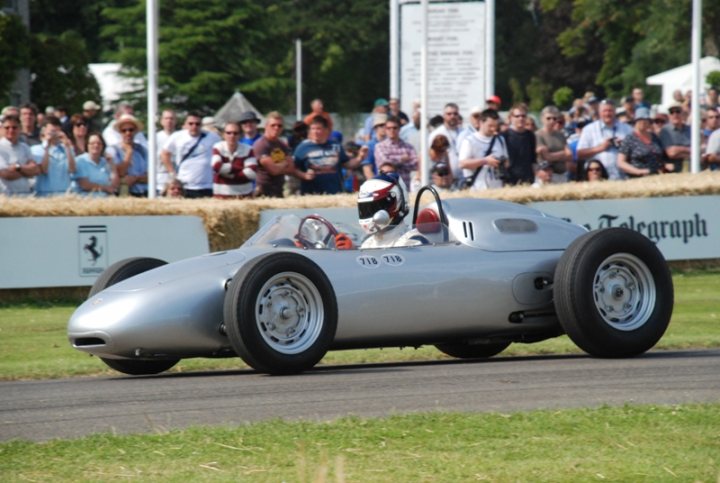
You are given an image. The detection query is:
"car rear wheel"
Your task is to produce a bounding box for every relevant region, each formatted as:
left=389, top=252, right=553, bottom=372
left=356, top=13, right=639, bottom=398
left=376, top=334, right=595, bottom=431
left=90, top=257, right=180, bottom=375
left=554, top=228, right=673, bottom=357
left=224, top=253, right=338, bottom=375
left=435, top=341, right=510, bottom=359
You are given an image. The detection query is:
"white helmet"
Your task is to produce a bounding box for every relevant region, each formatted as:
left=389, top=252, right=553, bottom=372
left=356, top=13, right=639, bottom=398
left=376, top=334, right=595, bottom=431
left=357, top=173, right=409, bottom=234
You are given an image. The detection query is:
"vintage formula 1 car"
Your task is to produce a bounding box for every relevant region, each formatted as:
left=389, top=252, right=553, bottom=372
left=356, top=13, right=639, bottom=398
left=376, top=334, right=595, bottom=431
left=68, top=187, right=674, bottom=376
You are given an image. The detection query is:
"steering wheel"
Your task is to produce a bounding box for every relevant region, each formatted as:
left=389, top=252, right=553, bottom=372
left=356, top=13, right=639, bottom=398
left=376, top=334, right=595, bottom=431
left=295, top=214, right=339, bottom=249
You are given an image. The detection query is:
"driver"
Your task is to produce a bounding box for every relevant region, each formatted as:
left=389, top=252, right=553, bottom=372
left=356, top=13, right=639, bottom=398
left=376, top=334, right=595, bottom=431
left=335, top=173, right=425, bottom=249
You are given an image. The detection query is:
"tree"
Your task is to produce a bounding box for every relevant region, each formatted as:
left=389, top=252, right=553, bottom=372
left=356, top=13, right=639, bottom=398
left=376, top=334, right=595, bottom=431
left=548, top=0, right=720, bottom=102
left=101, top=0, right=290, bottom=113
left=0, top=13, right=31, bottom=102
left=30, top=31, right=101, bottom=112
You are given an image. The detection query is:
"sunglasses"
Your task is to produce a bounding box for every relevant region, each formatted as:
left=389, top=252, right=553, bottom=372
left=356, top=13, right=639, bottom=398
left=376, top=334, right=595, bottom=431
left=669, top=109, right=682, bottom=115
left=121, top=128, right=135, bottom=133
left=653, top=119, right=667, bottom=124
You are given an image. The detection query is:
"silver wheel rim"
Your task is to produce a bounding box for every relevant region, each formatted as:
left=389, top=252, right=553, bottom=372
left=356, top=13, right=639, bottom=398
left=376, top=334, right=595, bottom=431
left=592, top=252, right=655, bottom=331
left=255, top=271, right=324, bottom=354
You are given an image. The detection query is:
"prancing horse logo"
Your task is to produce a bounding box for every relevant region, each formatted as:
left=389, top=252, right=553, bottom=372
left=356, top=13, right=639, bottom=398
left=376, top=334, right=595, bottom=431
left=84, top=235, right=103, bottom=265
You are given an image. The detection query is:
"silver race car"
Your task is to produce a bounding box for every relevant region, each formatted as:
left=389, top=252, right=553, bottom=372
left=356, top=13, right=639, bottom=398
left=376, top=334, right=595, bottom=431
left=68, top=187, right=674, bottom=376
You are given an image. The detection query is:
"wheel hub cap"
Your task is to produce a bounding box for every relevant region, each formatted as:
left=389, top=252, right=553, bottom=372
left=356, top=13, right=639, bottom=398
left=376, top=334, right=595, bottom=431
left=593, top=253, right=656, bottom=331
left=256, top=272, right=323, bottom=354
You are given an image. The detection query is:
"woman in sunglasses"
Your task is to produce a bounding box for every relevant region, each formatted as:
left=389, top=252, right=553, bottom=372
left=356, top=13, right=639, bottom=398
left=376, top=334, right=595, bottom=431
left=69, top=114, right=90, bottom=155
left=581, top=159, right=608, bottom=182
left=617, top=107, right=673, bottom=178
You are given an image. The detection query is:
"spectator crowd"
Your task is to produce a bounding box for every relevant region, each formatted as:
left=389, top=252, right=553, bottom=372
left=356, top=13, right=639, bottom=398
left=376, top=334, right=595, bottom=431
left=1, top=85, right=719, bottom=198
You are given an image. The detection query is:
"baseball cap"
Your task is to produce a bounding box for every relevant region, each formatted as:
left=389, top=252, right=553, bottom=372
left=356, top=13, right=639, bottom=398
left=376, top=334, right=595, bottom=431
left=374, top=98, right=389, bottom=108
left=486, top=95, right=501, bottom=105
left=470, top=105, right=483, bottom=115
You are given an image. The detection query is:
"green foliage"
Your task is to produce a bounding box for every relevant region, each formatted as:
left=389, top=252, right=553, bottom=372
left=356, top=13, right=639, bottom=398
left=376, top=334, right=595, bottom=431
left=707, top=71, right=720, bottom=88
left=553, top=86, right=574, bottom=109
left=526, top=77, right=553, bottom=112
left=29, top=31, right=101, bottom=113
left=0, top=14, right=31, bottom=101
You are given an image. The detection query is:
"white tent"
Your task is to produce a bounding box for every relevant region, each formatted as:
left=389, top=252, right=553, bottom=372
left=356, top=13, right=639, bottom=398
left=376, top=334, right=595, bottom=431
left=646, top=56, right=720, bottom=108
left=88, top=63, right=143, bottom=111
left=214, top=91, right=265, bottom=126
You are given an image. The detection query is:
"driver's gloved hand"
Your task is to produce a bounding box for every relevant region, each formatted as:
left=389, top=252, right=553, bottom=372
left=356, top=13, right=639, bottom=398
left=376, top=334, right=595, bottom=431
left=335, top=233, right=354, bottom=250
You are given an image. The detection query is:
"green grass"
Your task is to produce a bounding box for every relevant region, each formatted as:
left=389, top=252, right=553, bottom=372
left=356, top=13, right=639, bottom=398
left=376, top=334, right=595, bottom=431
left=1, top=405, right=718, bottom=481
left=1, top=270, right=718, bottom=380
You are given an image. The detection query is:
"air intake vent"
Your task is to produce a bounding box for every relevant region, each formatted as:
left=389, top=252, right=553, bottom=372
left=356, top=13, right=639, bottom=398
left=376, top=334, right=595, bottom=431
left=462, top=221, right=475, bottom=240
left=74, top=337, right=106, bottom=347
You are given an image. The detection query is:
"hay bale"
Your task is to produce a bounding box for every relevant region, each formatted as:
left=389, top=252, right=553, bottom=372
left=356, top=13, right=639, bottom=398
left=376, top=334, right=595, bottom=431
left=1, top=172, right=718, bottom=251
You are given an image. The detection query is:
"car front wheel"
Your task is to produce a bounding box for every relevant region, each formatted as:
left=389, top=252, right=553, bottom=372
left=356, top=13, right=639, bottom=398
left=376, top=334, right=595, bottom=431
left=90, top=257, right=180, bottom=375
left=223, top=253, right=338, bottom=375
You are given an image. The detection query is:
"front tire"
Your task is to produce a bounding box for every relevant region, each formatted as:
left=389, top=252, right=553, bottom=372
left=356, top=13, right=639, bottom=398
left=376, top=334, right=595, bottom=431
left=223, top=253, right=338, bottom=375
left=90, top=257, right=180, bottom=375
left=554, top=228, right=673, bottom=357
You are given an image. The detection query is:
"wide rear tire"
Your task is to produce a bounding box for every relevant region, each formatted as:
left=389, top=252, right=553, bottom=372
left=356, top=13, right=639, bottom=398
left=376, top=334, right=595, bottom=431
left=223, top=253, right=338, bottom=375
left=90, top=257, right=180, bottom=375
left=554, top=228, right=673, bottom=357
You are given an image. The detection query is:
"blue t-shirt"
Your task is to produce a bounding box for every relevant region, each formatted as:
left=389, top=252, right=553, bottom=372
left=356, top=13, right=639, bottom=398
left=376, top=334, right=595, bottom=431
left=31, top=142, right=73, bottom=196
left=73, top=154, right=113, bottom=197
left=110, top=143, right=148, bottom=194
left=293, top=139, right=349, bottom=194
left=361, top=139, right=379, bottom=176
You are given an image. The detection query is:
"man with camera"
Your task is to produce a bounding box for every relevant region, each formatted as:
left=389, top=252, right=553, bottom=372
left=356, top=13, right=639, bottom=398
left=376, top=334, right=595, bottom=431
left=458, top=109, right=508, bottom=190
left=577, top=98, right=632, bottom=180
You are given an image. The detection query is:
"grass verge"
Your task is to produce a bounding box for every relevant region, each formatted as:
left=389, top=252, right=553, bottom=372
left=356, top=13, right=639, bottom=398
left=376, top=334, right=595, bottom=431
left=1, top=269, right=718, bottom=380
left=1, top=404, right=719, bottom=481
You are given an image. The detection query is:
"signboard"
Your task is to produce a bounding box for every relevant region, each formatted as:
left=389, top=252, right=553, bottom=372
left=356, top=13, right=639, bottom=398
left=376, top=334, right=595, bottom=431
left=400, top=1, right=486, bottom=117
left=0, top=216, right=209, bottom=289
left=530, top=196, right=720, bottom=261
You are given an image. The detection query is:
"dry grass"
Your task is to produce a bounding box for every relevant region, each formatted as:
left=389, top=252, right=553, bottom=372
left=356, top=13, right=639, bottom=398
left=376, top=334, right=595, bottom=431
left=1, top=172, right=718, bottom=252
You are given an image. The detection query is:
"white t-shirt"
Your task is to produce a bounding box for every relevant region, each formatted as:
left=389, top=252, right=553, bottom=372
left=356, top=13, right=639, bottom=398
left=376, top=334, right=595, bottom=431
left=0, top=138, right=33, bottom=195
left=156, top=129, right=176, bottom=191
left=458, top=133, right=508, bottom=190
left=162, top=129, right=220, bottom=190
left=576, top=120, right=632, bottom=180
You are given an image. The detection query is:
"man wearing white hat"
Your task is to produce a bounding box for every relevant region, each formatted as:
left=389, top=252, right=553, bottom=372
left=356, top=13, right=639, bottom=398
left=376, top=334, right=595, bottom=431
left=82, top=100, right=103, bottom=133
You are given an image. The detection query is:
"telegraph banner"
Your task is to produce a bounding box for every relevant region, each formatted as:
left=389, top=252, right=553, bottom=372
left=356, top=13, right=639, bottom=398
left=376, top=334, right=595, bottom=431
left=531, top=196, right=719, bottom=261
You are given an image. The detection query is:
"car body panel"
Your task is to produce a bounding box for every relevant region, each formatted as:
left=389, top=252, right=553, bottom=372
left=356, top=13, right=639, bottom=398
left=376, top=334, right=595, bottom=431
left=68, top=198, right=587, bottom=361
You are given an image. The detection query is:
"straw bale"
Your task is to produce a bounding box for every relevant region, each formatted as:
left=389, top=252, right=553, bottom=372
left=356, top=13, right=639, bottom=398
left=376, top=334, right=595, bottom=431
left=1, top=172, right=718, bottom=251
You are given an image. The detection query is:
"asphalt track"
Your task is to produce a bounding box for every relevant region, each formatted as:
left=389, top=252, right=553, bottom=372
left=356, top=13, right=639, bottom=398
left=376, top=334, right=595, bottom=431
left=2, top=349, right=719, bottom=442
